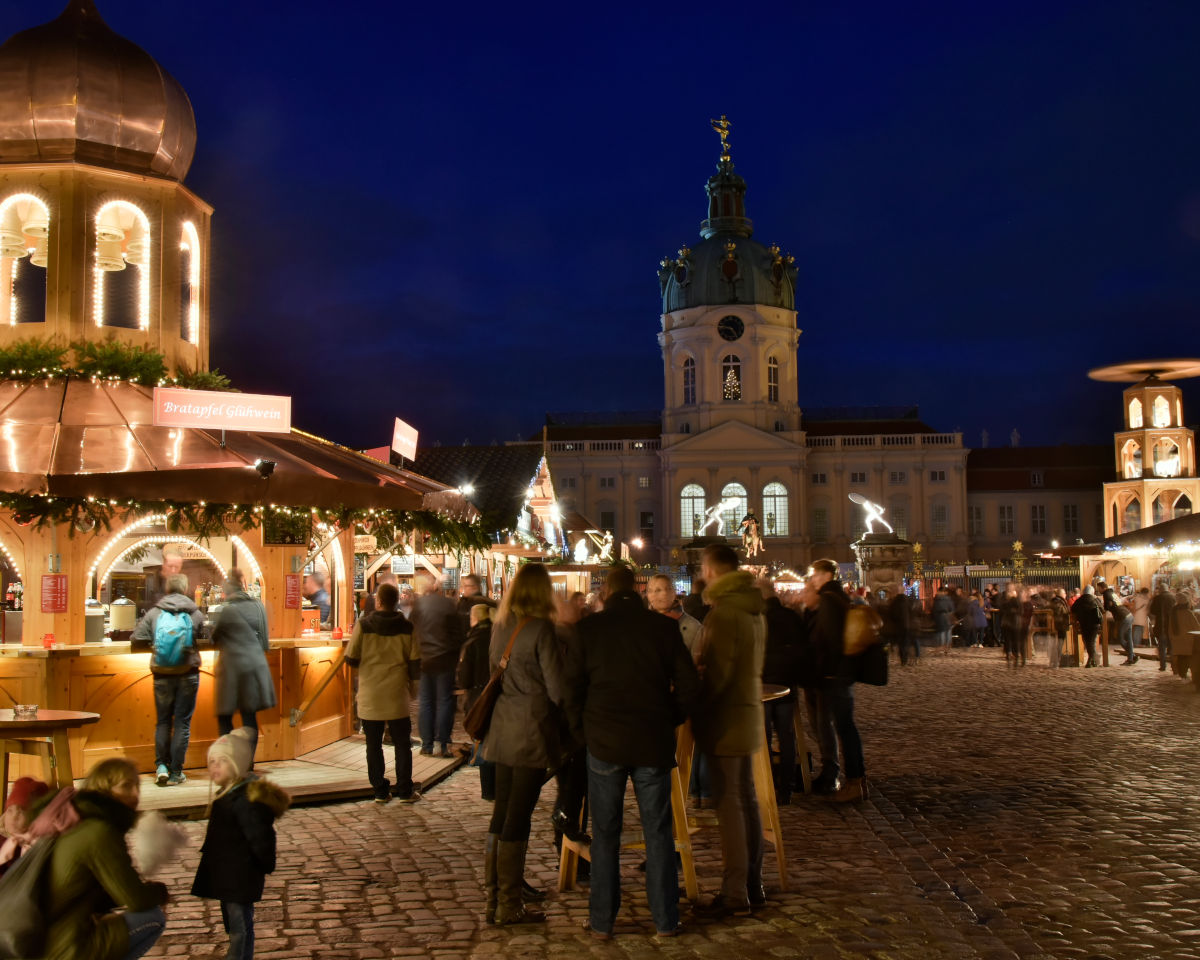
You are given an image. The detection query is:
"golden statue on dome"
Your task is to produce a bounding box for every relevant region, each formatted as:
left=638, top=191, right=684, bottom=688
left=710, top=114, right=732, bottom=162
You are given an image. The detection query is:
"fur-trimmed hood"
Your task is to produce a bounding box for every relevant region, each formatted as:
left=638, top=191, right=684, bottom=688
left=245, top=777, right=291, bottom=818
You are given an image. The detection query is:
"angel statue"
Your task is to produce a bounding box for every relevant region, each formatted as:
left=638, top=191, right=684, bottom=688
left=848, top=492, right=893, bottom=535
left=740, top=509, right=764, bottom=558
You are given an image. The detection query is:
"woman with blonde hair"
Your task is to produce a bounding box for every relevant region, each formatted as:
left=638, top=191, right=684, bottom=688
left=43, top=757, right=170, bottom=960
left=481, top=562, right=565, bottom=925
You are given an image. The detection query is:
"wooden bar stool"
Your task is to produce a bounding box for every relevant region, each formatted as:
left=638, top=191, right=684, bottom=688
left=757, top=684, right=790, bottom=891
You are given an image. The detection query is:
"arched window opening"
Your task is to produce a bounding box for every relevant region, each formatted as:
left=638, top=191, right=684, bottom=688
left=180, top=221, right=200, bottom=344
left=767, top=356, right=779, bottom=402
left=1122, top=498, right=1141, bottom=533
left=1153, top=438, right=1180, bottom=478
left=1175, top=494, right=1192, bottom=519
left=94, top=201, right=150, bottom=330
left=762, top=482, right=789, bottom=536
left=1121, top=439, right=1142, bottom=479
left=1128, top=398, right=1143, bottom=429
left=720, top=482, right=748, bottom=536
left=0, top=194, right=49, bottom=325
left=1153, top=494, right=1171, bottom=526
left=680, top=483, right=706, bottom=537
left=1153, top=395, right=1171, bottom=428
left=721, top=354, right=741, bottom=401
left=682, top=356, right=696, bottom=405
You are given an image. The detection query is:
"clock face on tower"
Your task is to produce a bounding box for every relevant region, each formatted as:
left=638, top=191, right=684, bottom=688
left=717, top=315, right=744, bottom=341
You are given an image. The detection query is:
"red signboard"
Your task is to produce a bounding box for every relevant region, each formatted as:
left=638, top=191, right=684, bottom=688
left=391, top=417, right=419, bottom=460
left=152, top=386, right=292, bottom=434
left=41, top=574, right=67, bottom=613
left=284, top=574, right=302, bottom=610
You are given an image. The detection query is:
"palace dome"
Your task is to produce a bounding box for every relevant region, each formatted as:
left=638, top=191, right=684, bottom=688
left=659, top=155, right=797, bottom=313
left=0, top=0, right=196, bottom=182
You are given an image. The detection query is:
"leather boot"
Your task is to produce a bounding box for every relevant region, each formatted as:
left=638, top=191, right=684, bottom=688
left=832, top=776, right=867, bottom=803
left=495, top=840, right=546, bottom=924
left=484, top=833, right=500, bottom=924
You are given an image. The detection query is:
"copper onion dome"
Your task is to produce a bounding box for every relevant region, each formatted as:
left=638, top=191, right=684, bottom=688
left=0, top=0, right=196, bottom=182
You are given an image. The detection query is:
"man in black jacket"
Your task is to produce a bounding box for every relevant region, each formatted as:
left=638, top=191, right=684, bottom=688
left=1150, top=584, right=1175, bottom=670
left=566, top=566, right=700, bottom=940
left=1071, top=585, right=1104, bottom=667
left=759, top=578, right=802, bottom=805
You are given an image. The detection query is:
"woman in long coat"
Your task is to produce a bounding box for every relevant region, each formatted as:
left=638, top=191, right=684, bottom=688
left=212, top=568, right=276, bottom=766
left=481, top=563, right=565, bottom=926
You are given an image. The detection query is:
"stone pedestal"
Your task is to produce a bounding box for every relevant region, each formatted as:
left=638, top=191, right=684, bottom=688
left=852, top=533, right=914, bottom=599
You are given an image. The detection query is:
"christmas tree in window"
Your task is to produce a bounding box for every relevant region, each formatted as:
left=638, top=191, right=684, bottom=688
left=723, top=366, right=741, bottom=400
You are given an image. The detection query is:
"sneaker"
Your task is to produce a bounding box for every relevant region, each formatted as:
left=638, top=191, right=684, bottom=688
left=395, top=789, right=421, bottom=804
left=155, top=764, right=169, bottom=787
left=166, top=772, right=187, bottom=786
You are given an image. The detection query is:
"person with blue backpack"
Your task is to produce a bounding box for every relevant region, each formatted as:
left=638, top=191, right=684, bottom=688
left=132, top=572, right=206, bottom=787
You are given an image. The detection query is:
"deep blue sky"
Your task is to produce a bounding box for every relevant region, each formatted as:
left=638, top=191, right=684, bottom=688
left=8, top=1, right=1200, bottom=449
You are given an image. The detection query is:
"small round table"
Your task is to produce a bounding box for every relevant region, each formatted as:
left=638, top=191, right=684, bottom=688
left=0, top=709, right=100, bottom=806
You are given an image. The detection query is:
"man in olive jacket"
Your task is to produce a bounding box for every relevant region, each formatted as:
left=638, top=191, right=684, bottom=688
left=566, top=565, right=700, bottom=938
left=693, top=544, right=766, bottom=917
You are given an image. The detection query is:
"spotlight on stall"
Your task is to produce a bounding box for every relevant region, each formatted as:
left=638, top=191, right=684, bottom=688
left=254, top=458, right=276, bottom=478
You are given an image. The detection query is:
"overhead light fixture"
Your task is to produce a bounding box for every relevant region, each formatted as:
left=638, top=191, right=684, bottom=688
left=254, top=458, right=276, bottom=478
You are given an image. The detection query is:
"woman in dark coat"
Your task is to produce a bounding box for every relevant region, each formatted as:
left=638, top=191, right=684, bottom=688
left=44, top=758, right=169, bottom=960
left=212, top=568, right=277, bottom=766
left=458, top=603, right=496, bottom=801
left=480, top=563, right=565, bottom=926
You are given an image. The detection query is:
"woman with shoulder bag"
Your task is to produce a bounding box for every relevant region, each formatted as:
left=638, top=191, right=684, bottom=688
left=212, top=569, right=277, bottom=768
left=480, top=563, right=565, bottom=926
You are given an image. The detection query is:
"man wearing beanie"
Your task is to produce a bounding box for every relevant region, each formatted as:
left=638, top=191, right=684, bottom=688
left=193, top=727, right=290, bottom=960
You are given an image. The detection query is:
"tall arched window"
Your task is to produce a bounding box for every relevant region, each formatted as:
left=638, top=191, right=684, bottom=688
left=721, top=354, right=741, bottom=401
left=680, top=483, right=707, bottom=537
left=1129, top=398, right=1143, bottom=428
left=762, top=482, right=789, bottom=536
left=180, top=221, right=200, bottom=344
left=1153, top=395, right=1171, bottom=428
left=1175, top=494, right=1192, bottom=519
left=1123, top=497, right=1141, bottom=533
left=682, top=356, right=696, bottom=405
left=1153, top=439, right=1180, bottom=478
left=94, top=201, right=150, bottom=329
left=720, top=482, right=747, bottom=535
left=0, top=194, right=49, bottom=325
left=766, top=356, right=779, bottom=402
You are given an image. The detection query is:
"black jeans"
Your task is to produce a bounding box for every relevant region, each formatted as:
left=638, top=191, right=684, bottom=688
left=217, top=710, right=259, bottom=768
left=488, top=764, right=545, bottom=841
left=362, top=717, right=413, bottom=797
left=763, top=696, right=796, bottom=803
left=824, top=681, right=864, bottom=779
left=554, top=747, right=588, bottom=832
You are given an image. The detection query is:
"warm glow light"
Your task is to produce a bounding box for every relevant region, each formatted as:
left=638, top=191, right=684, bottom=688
left=100, top=536, right=226, bottom=587
left=181, top=221, right=201, bottom=344
left=88, top=514, right=170, bottom=579
left=228, top=533, right=264, bottom=586
left=94, top=200, right=151, bottom=330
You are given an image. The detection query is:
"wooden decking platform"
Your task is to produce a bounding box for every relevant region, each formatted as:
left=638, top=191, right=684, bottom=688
left=131, top=736, right=466, bottom=819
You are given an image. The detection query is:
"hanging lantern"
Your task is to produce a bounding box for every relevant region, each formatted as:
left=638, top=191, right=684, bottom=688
left=21, top=211, right=48, bottom=238
left=0, top=229, right=26, bottom=259
left=95, top=223, right=124, bottom=243
left=29, top=237, right=48, bottom=268
left=96, top=238, right=125, bottom=271
left=125, top=235, right=146, bottom=263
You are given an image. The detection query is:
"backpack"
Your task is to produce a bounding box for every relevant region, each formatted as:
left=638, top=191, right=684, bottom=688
left=0, top=834, right=57, bottom=959
left=842, top=604, right=884, bottom=655
left=153, top=609, right=194, bottom=668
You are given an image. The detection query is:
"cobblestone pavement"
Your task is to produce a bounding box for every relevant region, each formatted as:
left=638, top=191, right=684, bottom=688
left=147, top=648, right=1200, bottom=959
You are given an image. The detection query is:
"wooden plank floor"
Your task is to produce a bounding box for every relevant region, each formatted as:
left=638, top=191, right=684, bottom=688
left=128, top=735, right=466, bottom=819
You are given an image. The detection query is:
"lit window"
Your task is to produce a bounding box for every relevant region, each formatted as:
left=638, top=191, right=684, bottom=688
left=94, top=200, right=151, bottom=330
left=681, top=483, right=706, bottom=536
left=638, top=476, right=651, bottom=489
left=180, top=221, right=200, bottom=343
left=762, top=482, right=789, bottom=536
left=1153, top=395, right=1171, bottom=428
left=1129, top=398, right=1143, bottom=429
left=721, top=482, right=748, bottom=534
left=767, top=356, right=779, bottom=402
left=0, top=193, right=50, bottom=326
left=721, top=355, right=741, bottom=401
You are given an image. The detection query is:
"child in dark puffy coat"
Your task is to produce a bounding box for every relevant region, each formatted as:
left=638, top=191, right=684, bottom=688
left=192, top=727, right=290, bottom=960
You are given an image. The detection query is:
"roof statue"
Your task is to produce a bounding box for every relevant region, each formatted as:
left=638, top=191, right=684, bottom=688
left=710, top=114, right=732, bottom=162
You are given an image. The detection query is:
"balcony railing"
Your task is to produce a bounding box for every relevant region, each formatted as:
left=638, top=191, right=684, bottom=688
left=806, top=433, right=961, bottom=449
left=548, top=439, right=661, bottom=454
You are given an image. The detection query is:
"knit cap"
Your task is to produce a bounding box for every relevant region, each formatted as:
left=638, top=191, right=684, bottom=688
left=5, top=776, right=49, bottom=810
left=207, top=727, right=254, bottom=781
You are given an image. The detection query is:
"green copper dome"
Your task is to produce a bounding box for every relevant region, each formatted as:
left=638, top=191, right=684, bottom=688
left=659, top=154, right=797, bottom=312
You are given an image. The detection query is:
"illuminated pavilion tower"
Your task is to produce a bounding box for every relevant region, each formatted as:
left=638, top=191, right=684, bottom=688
left=656, top=118, right=803, bottom=548
left=0, top=0, right=210, bottom=372
left=1093, top=365, right=1200, bottom=535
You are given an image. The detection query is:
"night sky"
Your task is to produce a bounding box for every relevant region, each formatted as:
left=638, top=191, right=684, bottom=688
left=7, top=1, right=1200, bottom=450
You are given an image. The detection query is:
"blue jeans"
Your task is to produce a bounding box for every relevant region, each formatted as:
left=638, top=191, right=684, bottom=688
left=220, top=901, right=254, bottom=960
left=587, top=753, right=678, bottom=935
left=1117, top=617, right=1134, bottom=658
left=153, top=674, right=199, bottom=775
left=122, top=906, right=165, bottom=960
left=418, top=669, right=455, bottom=748
left=825, top=681, right=864, bottom=779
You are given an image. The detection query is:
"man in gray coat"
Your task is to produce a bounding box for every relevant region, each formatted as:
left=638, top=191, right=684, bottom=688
left=410, top=573, right=466, bottom=757
left=211, top=568, right=276, bottom=768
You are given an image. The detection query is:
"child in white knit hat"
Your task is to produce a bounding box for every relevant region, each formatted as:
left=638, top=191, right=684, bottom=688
left=191, top=727, right=290, bottom=959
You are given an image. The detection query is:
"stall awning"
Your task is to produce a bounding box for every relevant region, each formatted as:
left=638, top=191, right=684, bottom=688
left=1056, top=512, right=1200, bottom=558
left=0, top=379, right=453, bottom=511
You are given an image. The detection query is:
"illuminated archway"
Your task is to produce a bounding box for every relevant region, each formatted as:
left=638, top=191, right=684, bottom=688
left=180, top=221, right=201, bottom=344
left=93, top=200, right=151, bottom=329
left=0, top=193, right=49, bottom=326
left=99, top=536, right=227, bottom=588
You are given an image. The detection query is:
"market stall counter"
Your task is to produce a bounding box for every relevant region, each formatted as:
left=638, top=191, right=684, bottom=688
left=0, top=634, right=350, bottom=781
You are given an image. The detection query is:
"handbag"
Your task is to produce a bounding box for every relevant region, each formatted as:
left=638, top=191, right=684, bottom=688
left=463, top=617, right=530, bottom=742
left=0, top=834, right=57, bottom=959
left=853, top=641, right=889, bottom=686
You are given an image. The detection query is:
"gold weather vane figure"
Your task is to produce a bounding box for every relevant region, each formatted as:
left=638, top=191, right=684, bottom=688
left=710, top=114, right=732, bottom=162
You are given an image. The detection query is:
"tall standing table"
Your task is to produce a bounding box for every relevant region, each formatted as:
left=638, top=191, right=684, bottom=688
left=0, top=709, right=100, bottom=807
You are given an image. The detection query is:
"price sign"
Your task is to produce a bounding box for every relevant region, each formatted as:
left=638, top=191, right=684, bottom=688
left=391, top=555, right=415, bottom=575
left=41, top=574, right=68, bottom=613
left=353, top=534, right=377, bottom=554
left=284, top=574, right=302, bottom=610
left=354, top=555, right=366, bottom=591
